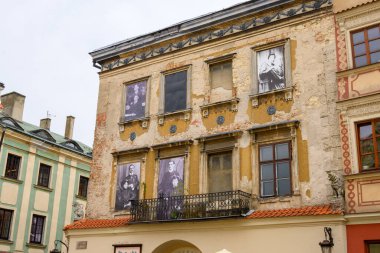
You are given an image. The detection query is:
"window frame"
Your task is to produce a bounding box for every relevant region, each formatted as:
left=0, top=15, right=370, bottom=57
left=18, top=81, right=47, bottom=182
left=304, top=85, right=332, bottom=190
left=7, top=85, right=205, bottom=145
left=356, top=118, right=380, bottom=171
left=160, top=65, right=192, bottom=114
left=251, top=39, right=292, bottom=95
left=37, top=163, right=51, bottom=188
left=207, top=151, right=233, bottom=193
left=4, top=153, right=22, bottom=180
left=122, top=77, right=150, bottom=123
left=366, top=240, right=380, bottom=253
left=350, top=24, right=380, bottom=68
left=0, top=208, right=13, bottom=240
left=78, top=176, right=89, bottom=199
left=259, top=141, right=292, bottom=198
left=29, top=214, right=45, bottom=244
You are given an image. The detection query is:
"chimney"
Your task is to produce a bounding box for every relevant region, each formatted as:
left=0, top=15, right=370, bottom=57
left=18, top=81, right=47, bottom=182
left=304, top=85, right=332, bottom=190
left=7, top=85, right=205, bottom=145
left=1, top=91, right=26, bottom=121
left=40, top=118, right=51, bottom=130
left=65, top=116, right=75, bottom=139
left=0, top=82, right=4, bottom=111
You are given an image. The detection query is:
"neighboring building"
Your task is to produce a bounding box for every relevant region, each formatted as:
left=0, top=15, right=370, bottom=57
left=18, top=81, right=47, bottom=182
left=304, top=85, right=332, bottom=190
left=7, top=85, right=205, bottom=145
left=334, top=0, right=380, bottom=253
left=0, top=88, right=92, bottom=253
left=65, top=1, right=347, bottom=253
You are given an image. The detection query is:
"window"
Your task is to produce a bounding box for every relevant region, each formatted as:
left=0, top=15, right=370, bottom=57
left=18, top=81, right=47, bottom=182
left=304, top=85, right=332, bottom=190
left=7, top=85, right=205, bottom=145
left=0, top=208, right=13, bottom=240
left=259, top=142, right=291, bottom=197
left=357, top=118, right=380, bottom=171
left=164, top=70, right=187, bottom=113
left=37, top=164, right=51, bottom=188
left=124, top=80, right=147, bottom=121
left=208, top=152, right=233, bottom=193
left=29, top=215, right=45, bottom=244
left=351, top=25, right=380, bottom=67
left=366, top=241, right=380, bottom=253
left=78, top=176, right=89, bottom=198
left=209, top=61, right=233, bottom=102
left=4, top=154, right=21, bottom=180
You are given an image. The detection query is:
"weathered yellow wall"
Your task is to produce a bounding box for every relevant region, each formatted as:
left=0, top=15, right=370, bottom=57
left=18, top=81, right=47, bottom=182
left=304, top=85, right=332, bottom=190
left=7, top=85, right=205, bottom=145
left=87, top=7, right=340, bottom=218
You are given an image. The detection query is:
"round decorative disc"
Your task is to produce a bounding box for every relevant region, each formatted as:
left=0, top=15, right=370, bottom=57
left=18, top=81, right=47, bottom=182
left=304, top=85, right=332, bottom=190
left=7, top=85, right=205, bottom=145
left=267, top=106, right=276, bottom=115
left=216, top=115, right=225, bottom=125
left=130, top=132, right=137, bottom=141
left=169, top=125, right=177, bottom=134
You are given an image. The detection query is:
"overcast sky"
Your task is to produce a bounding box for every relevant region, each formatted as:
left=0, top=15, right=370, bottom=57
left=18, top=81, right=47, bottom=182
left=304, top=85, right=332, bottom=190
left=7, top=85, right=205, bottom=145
left=0, top=0, right=244, bottom=146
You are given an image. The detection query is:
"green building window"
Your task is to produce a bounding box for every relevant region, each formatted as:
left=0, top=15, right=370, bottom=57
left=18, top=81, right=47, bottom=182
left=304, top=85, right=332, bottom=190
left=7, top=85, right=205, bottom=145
left=78, top=176, right=89, bottom=198
left=29, top=215, right=45, bottom=244
left=4, top=153, right=21, bottom=180
left=37, top=164, right=51, bottom=188
left=0, top=208, right=13, bottom=240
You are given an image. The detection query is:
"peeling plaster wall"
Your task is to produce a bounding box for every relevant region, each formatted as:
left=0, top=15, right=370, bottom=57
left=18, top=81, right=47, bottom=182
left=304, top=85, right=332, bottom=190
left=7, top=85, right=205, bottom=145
left=87, top=11, right=340, bottom=218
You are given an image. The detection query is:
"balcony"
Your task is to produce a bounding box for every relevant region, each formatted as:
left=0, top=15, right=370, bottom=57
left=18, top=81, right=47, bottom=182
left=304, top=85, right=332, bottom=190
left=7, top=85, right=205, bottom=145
left=130, top=190, right=252, bottom=223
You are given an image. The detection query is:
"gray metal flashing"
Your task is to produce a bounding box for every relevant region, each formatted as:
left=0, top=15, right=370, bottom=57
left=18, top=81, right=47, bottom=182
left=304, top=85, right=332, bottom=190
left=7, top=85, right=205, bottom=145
left=90, top=0, right=292, bottom=62
left=90, top=0, right=332, bottom=72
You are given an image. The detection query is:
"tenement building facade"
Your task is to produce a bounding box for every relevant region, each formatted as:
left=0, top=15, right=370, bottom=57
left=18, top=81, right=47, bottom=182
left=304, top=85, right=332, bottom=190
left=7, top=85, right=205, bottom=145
left=65, top=1, right=347, bottom=253
left=0, top=89, right=92, bottom=253
left=334, top=0, right=380, bottom=253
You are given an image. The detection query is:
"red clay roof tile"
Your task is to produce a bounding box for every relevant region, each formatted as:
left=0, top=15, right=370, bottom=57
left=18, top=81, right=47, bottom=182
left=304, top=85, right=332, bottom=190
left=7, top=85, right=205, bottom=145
left=64, top=217, right=130, bottom=231
left=246, top=205, right=342, bottom=219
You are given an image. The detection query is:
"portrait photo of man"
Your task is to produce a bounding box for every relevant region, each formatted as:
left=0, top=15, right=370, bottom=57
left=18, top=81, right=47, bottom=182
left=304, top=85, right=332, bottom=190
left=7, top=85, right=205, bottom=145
left=158, top=157, right=184, bottom=198
left=115, top=163, right=140, bottom=210
left=257, top=46, right=286, bottom=93
left=124, top=81, right=147, bottom=121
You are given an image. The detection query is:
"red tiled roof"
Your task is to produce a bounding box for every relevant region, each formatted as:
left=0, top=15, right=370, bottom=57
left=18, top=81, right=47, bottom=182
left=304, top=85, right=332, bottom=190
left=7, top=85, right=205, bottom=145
left=64, top=217, right=130, bottom=231
left=246, top=205, right=343, bottom=219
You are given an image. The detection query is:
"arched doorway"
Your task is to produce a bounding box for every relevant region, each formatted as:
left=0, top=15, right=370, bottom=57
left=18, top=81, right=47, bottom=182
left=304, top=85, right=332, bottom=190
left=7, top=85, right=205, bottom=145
left=152, top=240, right=202, bottom=253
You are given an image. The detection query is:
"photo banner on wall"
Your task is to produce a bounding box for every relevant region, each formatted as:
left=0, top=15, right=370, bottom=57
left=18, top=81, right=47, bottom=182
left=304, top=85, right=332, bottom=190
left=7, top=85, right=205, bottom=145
left=115, top=162, right=140, bottom=210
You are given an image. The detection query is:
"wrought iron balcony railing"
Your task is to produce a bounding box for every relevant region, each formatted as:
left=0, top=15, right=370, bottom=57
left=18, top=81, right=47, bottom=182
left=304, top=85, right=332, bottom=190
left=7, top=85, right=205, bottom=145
left=130, top=190, right=252, bottom=223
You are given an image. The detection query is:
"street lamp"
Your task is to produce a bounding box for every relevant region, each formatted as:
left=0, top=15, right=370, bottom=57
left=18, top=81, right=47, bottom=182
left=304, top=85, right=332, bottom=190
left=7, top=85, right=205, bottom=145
left=50, top=240, right=69, bottom=253
left=319, top=227, right=334, bottom=253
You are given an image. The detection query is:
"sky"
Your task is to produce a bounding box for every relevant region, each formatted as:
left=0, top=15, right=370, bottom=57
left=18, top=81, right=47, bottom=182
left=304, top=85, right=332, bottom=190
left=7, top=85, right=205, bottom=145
left=0, top=0, right=244, bottom=147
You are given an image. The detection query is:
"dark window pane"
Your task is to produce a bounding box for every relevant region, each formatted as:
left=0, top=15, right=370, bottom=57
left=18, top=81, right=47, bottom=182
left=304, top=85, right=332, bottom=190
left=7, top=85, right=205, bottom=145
left=368, top=243, right=380, bottom=253
left=354, top=43, right=366, bottom=56
left=5, top=154, right=21, bottom=180
left=30, top=215, right=45, bottom=244
left=368, top=27, right=380, bottom=40
left=359, top=123, right=373, bottom=139
left=362, top=154, right=375, bottom=170
left=355, top=55, right=368, bottom=67
left=262, top=181, right=274, bottom=196
left=37, top=164, right=51, bottom=188
left=275, top=143, right=289, bottom=160
left=78, top=177, right=89, bottom=198
left=360, top=139, right=374, bottom=153
left=0, top=209, right=13, bottom=240
left=261, top=164, right=274, bottom=180
left=277, top=162, right=290, bottom=178
left=376, top=122, right=380, bottom=135
left=164, top=71, right=187, bottom=113
left=260, top=146, right=273, bottom=161
left=370, top=52, right=380, bottom=64
left=353, top=31, right=365, bottom=44
left=277, top=178, right=291, bottom=196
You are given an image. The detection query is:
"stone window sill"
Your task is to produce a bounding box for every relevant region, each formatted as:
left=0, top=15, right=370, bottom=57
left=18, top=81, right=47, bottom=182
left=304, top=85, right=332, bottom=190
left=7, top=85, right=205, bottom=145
left=33, top=184, right=53, bottom=192
left=0, top=239, right=13, bottom=245
left=118, top=117, right=150, bottom=131
left=200, top=98, right=239, bottom=117
left=250, top=86, right=293, bottom=107
left=157, top=108, right=192, bottom=125
left=344, top=169, right=380, bottom=180
left=26, top=243, right=46, bottom=249
left=0, top=176, right=23, bottom=184
left=76, top=194, right=87, bottom=201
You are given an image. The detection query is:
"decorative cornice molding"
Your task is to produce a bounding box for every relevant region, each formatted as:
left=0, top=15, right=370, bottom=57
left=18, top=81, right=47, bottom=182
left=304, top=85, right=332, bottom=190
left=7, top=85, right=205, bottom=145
left=97, top=0, right=332, bottom=72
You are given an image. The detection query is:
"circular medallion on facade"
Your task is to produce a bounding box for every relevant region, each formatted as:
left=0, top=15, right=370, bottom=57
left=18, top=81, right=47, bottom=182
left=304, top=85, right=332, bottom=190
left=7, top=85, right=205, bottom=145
left=267, top=106, right=276, bottom=115
left=216, top=115, right=225, bottom=125
left=169, top=125, right=177, bottom=134
left=130, top=132, right=137, bottom=141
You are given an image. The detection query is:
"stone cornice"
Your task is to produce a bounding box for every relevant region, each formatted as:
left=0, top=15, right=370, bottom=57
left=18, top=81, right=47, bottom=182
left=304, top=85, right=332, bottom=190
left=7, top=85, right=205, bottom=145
left=93, top=0, right=332, bottom=72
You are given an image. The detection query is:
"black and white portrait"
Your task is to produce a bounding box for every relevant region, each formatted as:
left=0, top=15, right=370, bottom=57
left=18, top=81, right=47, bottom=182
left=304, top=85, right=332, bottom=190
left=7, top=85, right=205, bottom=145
left=158, top=157, right=184, bottom=197
left=124, top=81, right=147, bottom=121
left=115, top=163, right=140, bottom=210
left=257, top=46, right=286, bottom=93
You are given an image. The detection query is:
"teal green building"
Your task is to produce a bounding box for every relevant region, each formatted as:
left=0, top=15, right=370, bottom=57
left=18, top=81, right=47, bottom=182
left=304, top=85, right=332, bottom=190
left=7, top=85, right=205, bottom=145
left=0, top=91, right=92, bottom=253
